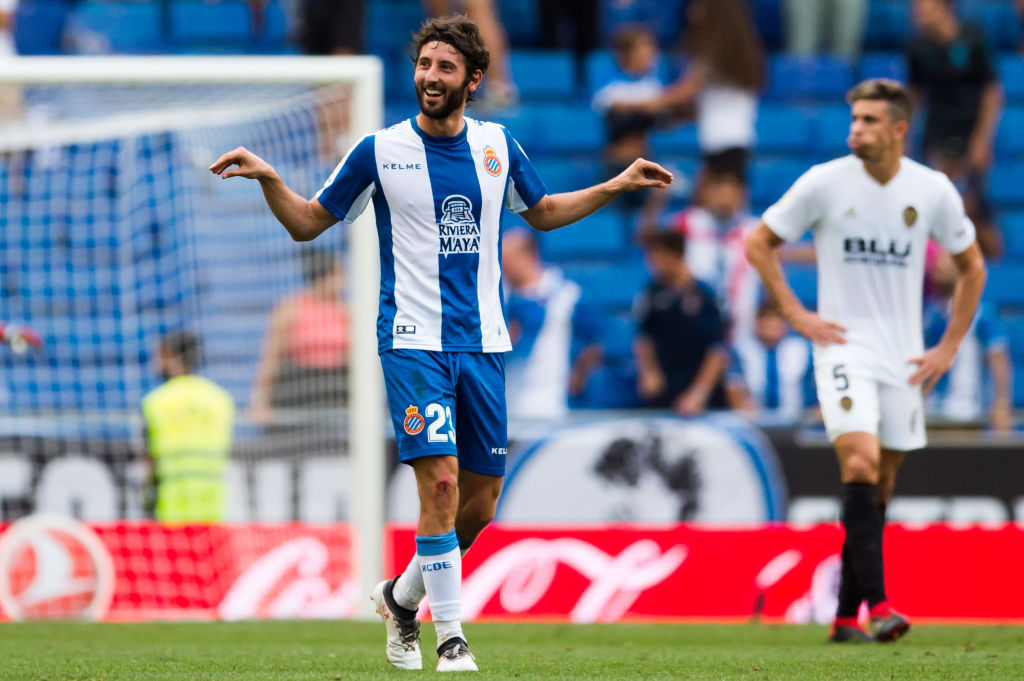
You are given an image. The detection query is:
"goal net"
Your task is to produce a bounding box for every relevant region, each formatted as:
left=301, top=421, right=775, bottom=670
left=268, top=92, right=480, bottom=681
left=0, top=56, right=384, bottom=620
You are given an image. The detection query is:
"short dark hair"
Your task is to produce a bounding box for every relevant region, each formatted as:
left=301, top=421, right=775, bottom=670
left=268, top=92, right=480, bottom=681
left=846, top=78, right=913, bottom=123
left=162, top=331, right=200, bottom=373
left=610, top=23, right=655, bottom=58
left=301, top=247, right=339, bottom=285
left=756, top=300, right=783, bottom=319
left=412, top=15, right=490, bottom=78
left=644, top=230, right=686, bottom=257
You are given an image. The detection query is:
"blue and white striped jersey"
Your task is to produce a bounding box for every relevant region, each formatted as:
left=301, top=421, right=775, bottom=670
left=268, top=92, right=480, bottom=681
left=315, top=116, right=547, bottom=353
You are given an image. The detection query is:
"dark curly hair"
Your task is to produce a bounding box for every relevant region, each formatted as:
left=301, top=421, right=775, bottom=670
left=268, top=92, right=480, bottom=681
left=411, top=15, right=491, bottom=82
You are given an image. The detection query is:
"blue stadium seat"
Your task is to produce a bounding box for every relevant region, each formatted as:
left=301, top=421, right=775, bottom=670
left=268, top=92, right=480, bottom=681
left=366, top=1, right=424, bottom=59
left=989, top=162, right=1024, bottom=206
left=169, top=0, right=253, bottom=49
left=960, top=0, right=1022, bottom=51
left=598, top=0, right=684, bottom=49
left=650, top=123, right=699, bottom=156
left=1007, top=317, right=1024, bottom=358
left=813, top=104, right=851, bottom=156
left=527, top=104, right=604, bottom=154
left=531, top=158, right=600, bottom=194
left=996, top=107, right=1024, bottom=159
left=756, top=105, right=812, bottom=154
left=983, top=264, right=1024, bottom=307
left=749, top=159, right=807, bottom=205
left=784, top=264, right=817, bottom=309
left=73, top=1, right=164, bottom=53
left=498, top=0, right=540, bottom=48
left=1001, top=211, right=1024, bottom=261
left=490, top=109, right=539, bottom=150
left=258, top=1, right=292, bottom=52
left=562, top=262, right=649, bottom=313
left=766, top=55, right=852, bottom=101
left=599, top=315, right=637, bottom=363
left=858, top=52, right=907, bottom=83
left=998, top=54, right=1024, bottom=102
left=539, top=211, right=627, bottom=262
left=13, top=0, right=68, bottom=55
left=509, top=50, right=577, bottom=99
left=752, top=0, right=784, bottom=51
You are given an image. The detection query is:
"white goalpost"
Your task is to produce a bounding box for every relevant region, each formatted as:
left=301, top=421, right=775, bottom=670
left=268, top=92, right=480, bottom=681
left=0, top=56, right=386, bottom=619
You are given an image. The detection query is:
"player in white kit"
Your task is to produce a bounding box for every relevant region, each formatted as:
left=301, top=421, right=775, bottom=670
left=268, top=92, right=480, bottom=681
left=745, top=79, right=987, bottom=642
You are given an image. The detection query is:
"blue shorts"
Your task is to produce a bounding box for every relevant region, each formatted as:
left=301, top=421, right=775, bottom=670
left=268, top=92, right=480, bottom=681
left=379, top=349, right=508, bottom=477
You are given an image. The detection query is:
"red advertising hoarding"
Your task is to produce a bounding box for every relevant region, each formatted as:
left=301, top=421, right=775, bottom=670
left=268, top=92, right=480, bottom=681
left=1, top=519, right=1021, bottom=622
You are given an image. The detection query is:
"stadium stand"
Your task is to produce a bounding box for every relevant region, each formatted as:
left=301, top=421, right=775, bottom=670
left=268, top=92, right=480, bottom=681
left=4, top=0, right=1024, bottom=413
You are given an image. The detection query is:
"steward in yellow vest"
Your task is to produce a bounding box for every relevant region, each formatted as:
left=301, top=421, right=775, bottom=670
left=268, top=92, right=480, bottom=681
left=142, top=332, right=235, bottom=524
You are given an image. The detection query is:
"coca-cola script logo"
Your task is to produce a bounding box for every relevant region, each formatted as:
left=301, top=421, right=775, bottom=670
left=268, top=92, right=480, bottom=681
left=218, top=537, right=357, bottom=620
left=455, top=538, right=687, bottom=622
left=0, top=514, right=114, bottom=621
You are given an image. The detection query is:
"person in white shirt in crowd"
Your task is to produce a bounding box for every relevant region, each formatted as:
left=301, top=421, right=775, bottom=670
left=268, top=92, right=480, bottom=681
left=622, top=0, right=765, bottom=184
left=725, top=300, right=814, bottom=424
left=923, top=246, right=1013, bottom=432
left=668, top=164, right=762, bottom=343
left=501, top=226, right=604, bottom=420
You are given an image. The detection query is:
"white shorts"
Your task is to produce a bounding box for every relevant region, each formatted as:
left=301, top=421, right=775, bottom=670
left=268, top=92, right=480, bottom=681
left=814, top=360, right=926, bottom=451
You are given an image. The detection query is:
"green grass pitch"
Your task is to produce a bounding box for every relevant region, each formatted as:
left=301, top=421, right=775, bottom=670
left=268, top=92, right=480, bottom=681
left=1, top=621, right=1022, bottom=680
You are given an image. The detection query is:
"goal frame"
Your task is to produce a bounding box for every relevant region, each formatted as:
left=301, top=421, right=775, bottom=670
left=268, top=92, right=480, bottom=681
left=0, top=56, right=387, bottom=619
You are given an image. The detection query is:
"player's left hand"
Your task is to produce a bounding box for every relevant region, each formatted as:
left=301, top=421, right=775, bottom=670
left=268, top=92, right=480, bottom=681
left=616, top=158, right=674, bottom=192
left=907, top=343, right=958, bottom=393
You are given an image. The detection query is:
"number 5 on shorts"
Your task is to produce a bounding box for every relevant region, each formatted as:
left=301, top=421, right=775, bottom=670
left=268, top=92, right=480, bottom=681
left=833, top=364, right=849, bottom=391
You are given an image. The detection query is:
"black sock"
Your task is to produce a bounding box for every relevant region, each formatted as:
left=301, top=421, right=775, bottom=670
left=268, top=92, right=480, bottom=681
left=841, top=482, right=887, bottom=608
left=835, top=540, right=862, bottom=619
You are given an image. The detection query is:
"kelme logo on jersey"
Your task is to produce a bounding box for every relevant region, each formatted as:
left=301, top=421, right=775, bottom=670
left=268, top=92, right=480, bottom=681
left=438, top=194, right=480, bottom=255
left=482, top=146, right=502, bottom=177
left=843, top=237, right=911, bottom=267
left=403, top=405, right=425, bottom=435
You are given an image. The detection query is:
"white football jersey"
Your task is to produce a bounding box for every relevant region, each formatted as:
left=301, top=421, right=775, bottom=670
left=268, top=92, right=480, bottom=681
left=315, top=117, right=547, bottom=353
left=762, top=155, right=976, bottom=386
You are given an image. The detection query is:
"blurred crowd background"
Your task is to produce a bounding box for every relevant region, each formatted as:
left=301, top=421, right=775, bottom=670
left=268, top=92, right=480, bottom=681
left=2, top=0, right=1023, bottom=435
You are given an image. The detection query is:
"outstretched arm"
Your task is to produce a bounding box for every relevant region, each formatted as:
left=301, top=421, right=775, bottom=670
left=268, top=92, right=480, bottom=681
left=745, top=222, right=846, bottom=345
left=210, top=147, right=338, bottom=242
left=909, top=242, right=987, bottom=392
left=520, top=158, right=672, bottom=232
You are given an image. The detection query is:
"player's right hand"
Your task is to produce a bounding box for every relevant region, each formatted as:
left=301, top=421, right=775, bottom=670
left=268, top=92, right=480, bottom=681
left=790, top=309, right=846, bottom=346
left=209, top=147, right=274, bottom=180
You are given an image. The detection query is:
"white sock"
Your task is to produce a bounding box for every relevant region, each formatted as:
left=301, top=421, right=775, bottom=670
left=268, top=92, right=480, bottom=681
left=392, top=554, right=426, bottom=611
left=416, top=531, right=463, bottom=644
left=434, top=619, right=465, bottom=648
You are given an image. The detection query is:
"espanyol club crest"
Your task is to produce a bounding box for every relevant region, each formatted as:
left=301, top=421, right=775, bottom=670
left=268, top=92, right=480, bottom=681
left=403, top=405, right=425, bottom=435
left=482, top=146, right=502, bottom=177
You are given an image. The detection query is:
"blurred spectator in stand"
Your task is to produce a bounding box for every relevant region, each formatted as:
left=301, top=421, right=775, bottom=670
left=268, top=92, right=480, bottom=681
left=502, top=227, right=605, bottom=419
left=296, top=0, right=364, bottom=55
left=784, top=0, right=867, bottom=61
left=536, top=0, right=598, bottom=82
left=626, top=0, right=764, bottom=183
left=725, top=300, right=814, bottom=424
left=592, top=24, right=673, bottom=233
left=924, top=247, right=1014, bottom=432
left=633, top=230, right=729, bottom=415
left=142, top=332, right=235, bottom=524
left=424, top=0, right=517, bottom=109
left=908, top=0, right=1003, bottom=258
left=667, top=164, right=762, bottom=342
left=250, top=247, right=349, bottom=426
left=0, top=0, right=16, bottom=56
